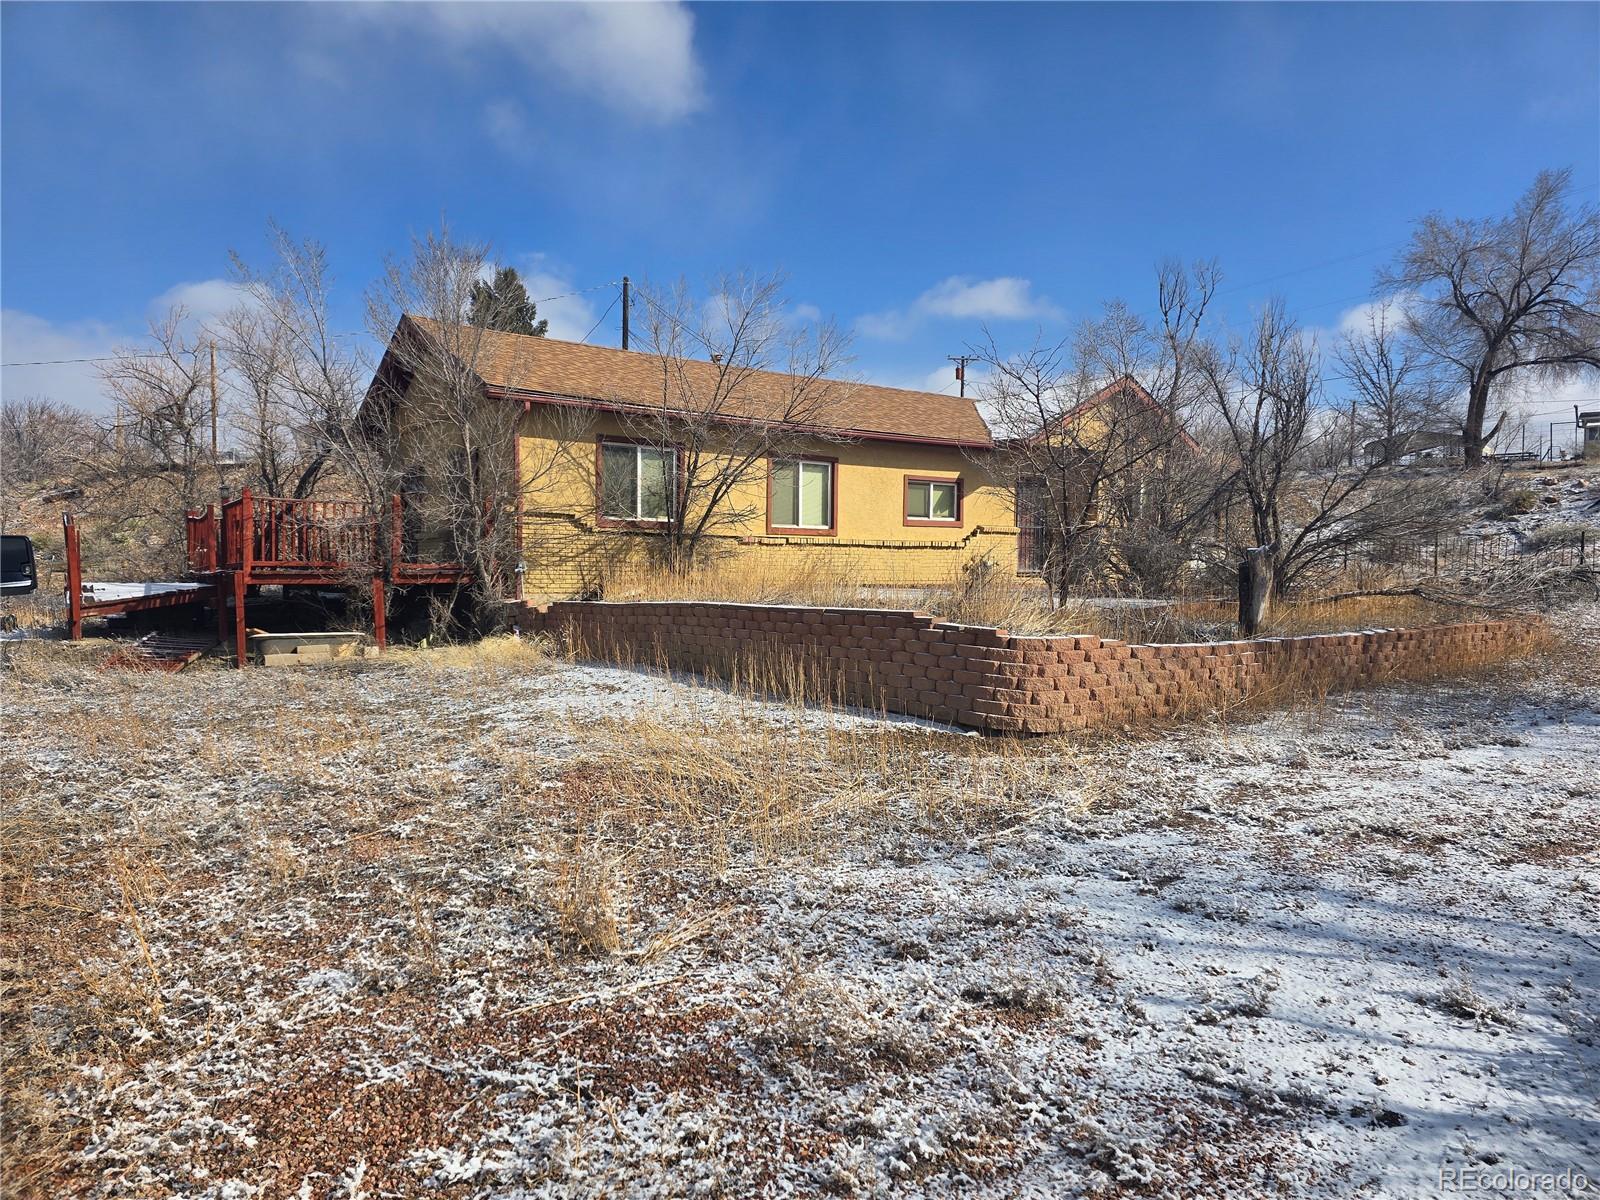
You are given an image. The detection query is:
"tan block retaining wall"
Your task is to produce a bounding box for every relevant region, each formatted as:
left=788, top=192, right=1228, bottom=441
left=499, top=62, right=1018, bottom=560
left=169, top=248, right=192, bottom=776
left=521, top=601, right=1542, bottom=735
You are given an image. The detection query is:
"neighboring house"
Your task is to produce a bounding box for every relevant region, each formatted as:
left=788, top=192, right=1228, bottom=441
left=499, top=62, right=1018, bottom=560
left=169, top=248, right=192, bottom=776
left=1004, top=377, right=1202, bottom=578
left=1362, top=429, right=1465, bottom=466
left=366, top=317, right=1025, bottom=599
left=1023, top=377, right=1202, bottom=455
left=1578, top=409, right=1600, bottom=461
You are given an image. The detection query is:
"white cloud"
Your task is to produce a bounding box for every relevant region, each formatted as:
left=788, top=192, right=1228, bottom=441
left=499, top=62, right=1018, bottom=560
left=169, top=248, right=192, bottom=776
left=918, top=277, right=1056, bottom=321
left=1, top=279, right=254, bottom=416
left=1307, top=294, right=1414, bottom=360
left=0, top=310, right=122, bottom=415
left=1497, top=373, right=1600, bottom=421
left=154, top=279, right=254, bottom=326
left=855, top=309, right=913, bottom=341
left=340, top=2, right=705, bottom=124
left=1330, top=295, right=1413, bottom=340
left=862, top=360, right=990, bottom=399
left=513, top=255, right=607, bottom=344
left=857, top=276, right=1060, bottom=341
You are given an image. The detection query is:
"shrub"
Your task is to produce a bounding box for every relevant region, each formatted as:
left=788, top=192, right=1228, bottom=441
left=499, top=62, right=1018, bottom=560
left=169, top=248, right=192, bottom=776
left=1490, top=488, right=1539, bottom=519
left=1524, top=521, right=1594, bottom=551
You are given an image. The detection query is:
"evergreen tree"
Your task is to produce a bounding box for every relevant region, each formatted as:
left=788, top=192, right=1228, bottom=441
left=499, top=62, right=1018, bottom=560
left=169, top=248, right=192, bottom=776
left=468, top=267, right=549, bottom=336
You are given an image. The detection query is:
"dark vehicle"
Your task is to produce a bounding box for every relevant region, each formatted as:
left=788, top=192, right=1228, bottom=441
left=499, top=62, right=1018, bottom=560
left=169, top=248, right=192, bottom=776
left=2, top=534, right=39, bottom=596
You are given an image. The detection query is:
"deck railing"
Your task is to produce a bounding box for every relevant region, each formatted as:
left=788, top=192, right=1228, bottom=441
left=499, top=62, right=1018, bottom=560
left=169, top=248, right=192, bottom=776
left=187, top=489, right=387, bottom=576
left=186, top=507, right=218, bottom=573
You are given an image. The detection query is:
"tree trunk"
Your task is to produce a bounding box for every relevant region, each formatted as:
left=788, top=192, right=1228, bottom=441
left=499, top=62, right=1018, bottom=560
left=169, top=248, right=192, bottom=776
left=1462, top=371, right=1508, bottom=469
left=1238, top=545, right=1274, bottom=637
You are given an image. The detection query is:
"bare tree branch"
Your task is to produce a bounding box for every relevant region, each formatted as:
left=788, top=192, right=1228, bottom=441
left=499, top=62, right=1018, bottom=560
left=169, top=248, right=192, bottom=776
left=1382, top=168, right=1600, bottom=467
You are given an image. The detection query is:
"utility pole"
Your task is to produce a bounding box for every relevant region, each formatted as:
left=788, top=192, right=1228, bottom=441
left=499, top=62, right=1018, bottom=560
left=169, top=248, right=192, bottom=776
left=1348, top=398, right=1356, bottom=467
left=621, top=276, right=630, bottom=351
left=947, top=354, right=976, bottom=398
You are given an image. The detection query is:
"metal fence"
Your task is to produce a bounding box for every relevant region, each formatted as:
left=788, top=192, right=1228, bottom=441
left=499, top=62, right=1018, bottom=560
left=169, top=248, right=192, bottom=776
left=1018, top=523, right=1591, bottom=601
left=1360, top=530, right=1590, bottom=577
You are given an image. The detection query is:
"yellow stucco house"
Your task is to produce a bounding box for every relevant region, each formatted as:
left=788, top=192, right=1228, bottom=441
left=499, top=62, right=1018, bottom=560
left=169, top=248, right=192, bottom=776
left=369, top=317, right=1026, bottom=600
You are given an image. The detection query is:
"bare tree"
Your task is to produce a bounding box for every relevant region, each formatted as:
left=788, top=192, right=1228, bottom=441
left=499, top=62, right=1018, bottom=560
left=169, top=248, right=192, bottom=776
left=213, top=302, right=329, bottom=497
left=93, top=308, right=216, bottom=562
left=1201, top=301, right=1464, bottom=600
left=1335, top=301, right=1447, bottom=463
left=364, top=225, right=596, bottom=630
left=229, top=223, right=382, bottom=504
left=1383, top=168, right=1600, bottom=467
left=617, top=272, right=853, bottom=571
left=0, top=396, right=91, bottom=487
left=227, top=221, right=587, bottom=632
left=978, top=260, right=1219, bottom=602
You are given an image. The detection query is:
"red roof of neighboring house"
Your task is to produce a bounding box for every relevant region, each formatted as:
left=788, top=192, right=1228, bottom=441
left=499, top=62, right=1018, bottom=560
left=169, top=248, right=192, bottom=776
left=372, top=316, right=996, bottom=449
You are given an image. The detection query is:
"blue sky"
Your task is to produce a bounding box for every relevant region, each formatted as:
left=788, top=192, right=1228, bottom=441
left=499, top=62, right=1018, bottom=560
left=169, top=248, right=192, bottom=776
left=2, top=1, right=1596, bottom=417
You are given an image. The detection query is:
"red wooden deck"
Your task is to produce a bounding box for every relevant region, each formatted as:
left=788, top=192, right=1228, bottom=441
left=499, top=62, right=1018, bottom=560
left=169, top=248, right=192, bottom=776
left=63, top=513, right=215, bottom=638
left=65, top=490, right=469, bottom=665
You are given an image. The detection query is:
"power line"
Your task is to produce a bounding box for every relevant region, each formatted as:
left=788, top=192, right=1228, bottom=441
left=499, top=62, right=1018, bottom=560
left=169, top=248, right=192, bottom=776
left=579, top=288, right=622, bottom=345
left=1216, top=240, right=1406, bottom=297
left=3, top=329, right=370, bottom=369
left=627, top=285, right=720, bottom=355
left=2, top=352, right=166, bottom=367
left=535, top=279, right=619, bottom=306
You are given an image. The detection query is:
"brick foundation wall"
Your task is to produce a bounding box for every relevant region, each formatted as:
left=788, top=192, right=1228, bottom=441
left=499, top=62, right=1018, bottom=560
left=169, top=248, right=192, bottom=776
left=519, top=601, right=1542, bottom=735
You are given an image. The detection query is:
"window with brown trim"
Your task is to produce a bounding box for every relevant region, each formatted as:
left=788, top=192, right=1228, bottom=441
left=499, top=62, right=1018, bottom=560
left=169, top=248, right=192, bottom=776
left=597, top=438, right=675, bottom=525
left=768, top=457, right=836, bottom=534
left=904, top=476, right=962, bottom=526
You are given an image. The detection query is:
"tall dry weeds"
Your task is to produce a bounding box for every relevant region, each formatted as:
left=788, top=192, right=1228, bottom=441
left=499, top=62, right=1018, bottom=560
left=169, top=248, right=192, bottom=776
left=590, top=551, right=1491, bottom=645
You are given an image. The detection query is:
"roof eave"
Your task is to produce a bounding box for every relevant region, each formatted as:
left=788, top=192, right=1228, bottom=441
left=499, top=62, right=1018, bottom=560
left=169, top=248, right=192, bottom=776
left=484, top=384, right=995, bottom=450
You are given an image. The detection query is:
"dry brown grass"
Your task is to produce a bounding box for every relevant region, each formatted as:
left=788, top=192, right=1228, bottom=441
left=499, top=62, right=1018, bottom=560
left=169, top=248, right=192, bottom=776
left=0, top=593, right=63, bottom=632
left=600, top=555, right=899, bottom=609
left=546, top=711, right=1060, bottom=875
left=595, top=555, right=1489, bottom=645
left=2, top=609, right=1590, bottom=1195
left=1151, top=593, right=1484, bottom=641
left=404, top=630, right=551, bottom=677
left=546, top=848, right=628, bottom=955
left=0, top=641, right=1069, bottom=1193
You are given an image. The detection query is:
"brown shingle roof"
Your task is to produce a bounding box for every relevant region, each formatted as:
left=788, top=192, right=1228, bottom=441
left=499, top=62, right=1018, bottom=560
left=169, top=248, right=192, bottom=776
left=391, top=316, right=994, bottom=447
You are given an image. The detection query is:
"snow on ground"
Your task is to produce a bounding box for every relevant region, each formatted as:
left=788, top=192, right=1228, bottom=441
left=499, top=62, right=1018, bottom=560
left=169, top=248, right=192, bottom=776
left=3, top=626, right=1596, bottom=1198
left=1467, top=466, right=1600, bottom=541
left=480, top=662, right=975, bottom=743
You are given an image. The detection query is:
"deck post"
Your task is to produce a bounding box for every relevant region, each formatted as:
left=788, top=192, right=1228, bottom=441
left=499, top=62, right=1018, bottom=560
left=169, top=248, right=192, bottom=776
left=63, top=511, right=84, bottom=640
left=232, top=571, right=249, bottom=668
left=215, top=577, right=230, bottom=649
left=239, top=488, right=254, bottom=579
left=372, top=576, right=387, bottom=652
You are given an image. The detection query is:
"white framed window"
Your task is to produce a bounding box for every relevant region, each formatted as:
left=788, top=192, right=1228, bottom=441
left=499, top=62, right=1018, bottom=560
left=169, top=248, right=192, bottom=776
left=770, top=458, right=834, bottom=531
left=600, top=441, right=675, bottom=522
left=906, top=477, right=960, bottom=523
